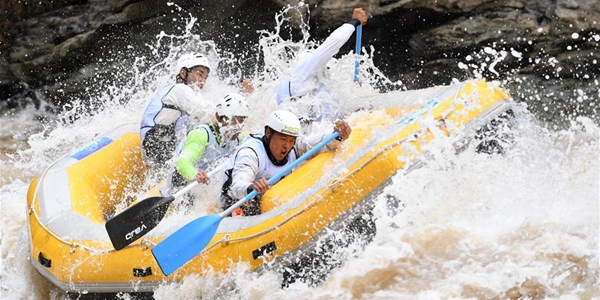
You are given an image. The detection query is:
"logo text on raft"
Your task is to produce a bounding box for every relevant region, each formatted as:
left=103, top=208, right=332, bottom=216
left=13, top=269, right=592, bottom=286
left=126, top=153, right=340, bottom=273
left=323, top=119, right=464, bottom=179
left=126, top=224, right=147, bottom=240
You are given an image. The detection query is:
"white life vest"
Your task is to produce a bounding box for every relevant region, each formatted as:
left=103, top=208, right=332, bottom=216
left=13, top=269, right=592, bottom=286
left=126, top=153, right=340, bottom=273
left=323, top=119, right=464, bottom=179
left=173, top=123, right=235, bottom=170
left=221, top=134, right=298, bottom=199
left=237, top=134, right=297, bottom=181
left=140, top=83, right=184, bottom=141
left=162, top=124, right=243, bottom=196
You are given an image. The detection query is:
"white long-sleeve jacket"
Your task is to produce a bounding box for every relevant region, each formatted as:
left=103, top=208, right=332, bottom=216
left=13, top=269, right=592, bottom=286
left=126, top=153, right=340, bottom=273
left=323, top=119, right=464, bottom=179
left=225, top=133, right=341, bottom=200
left=276, top=23, right=356, bottom=104
left=141, top=83, right=213, bottom=141
left=140, top=83, right=214, bottom=165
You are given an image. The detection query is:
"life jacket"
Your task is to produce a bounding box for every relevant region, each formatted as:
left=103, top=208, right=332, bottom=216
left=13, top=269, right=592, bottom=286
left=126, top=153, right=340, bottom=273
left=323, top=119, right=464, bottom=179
left=140, top=83, right=189, bottom=165
left=163, top=123, right=244, bottom=197
left=220, top=134, right=298, bottom=215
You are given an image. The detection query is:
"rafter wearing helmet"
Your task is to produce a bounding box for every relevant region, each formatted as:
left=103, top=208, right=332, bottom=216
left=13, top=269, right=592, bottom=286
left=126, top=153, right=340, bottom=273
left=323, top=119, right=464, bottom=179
left=220, top=110, right=352, bottom=216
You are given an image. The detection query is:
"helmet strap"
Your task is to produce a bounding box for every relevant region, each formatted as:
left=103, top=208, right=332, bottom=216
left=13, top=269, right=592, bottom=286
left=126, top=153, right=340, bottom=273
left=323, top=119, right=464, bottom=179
left=206, top=123, right=223, bottom=145
left=176, top=68, right=190, bottom=84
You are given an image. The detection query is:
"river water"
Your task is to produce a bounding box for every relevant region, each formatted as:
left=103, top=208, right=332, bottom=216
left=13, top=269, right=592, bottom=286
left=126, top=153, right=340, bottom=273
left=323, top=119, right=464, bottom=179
left=1, top=8, right=599, bottom=300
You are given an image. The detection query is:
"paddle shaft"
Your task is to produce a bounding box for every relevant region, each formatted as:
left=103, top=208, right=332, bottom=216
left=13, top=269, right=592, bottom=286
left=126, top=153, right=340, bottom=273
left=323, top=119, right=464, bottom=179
left=397, top=99, right=439, bottom=125
left=220, top=131, right=340, bottom=217
left=128, top=164, right=225, bottom=212
left=353, top=25, right=362, bottom=83
left=171, top=165, right=224, bottom=200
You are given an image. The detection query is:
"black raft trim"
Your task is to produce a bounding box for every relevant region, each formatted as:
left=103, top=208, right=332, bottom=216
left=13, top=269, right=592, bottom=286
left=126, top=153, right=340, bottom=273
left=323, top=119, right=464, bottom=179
left=38, top=252, right=51, bottom=268
left=252, top=241, right=277, bottom=260
left=133, top=267, right=152, bottom=277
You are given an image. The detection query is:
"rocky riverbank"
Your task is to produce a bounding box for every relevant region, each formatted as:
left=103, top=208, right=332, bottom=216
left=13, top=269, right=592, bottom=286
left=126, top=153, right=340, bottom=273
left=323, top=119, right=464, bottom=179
left=1, top=0, right=598, bottom=125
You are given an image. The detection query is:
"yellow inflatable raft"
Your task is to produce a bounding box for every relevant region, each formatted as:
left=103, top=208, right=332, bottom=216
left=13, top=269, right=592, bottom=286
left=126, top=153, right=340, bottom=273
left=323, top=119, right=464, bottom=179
left=27, top=79, right=514, bottom=293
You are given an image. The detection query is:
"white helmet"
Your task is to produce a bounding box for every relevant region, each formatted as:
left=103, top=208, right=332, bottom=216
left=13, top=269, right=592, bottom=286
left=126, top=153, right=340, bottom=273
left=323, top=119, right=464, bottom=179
left=266, top=110, right=301, bottom=137
left=175, top=53, right=211, bottom=74
left=216, top=93, right=249, bottom=118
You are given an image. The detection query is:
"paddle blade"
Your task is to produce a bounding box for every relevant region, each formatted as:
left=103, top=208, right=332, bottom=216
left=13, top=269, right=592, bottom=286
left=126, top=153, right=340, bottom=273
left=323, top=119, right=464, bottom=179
left=105, top=195, right=175, bottom=250
left=152, top=214, right=222, bottom=276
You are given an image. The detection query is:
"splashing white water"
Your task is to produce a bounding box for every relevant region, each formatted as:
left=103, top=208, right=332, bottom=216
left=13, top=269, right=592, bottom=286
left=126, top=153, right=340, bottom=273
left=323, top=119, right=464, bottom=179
left=1, top=5, right=599, bottom=300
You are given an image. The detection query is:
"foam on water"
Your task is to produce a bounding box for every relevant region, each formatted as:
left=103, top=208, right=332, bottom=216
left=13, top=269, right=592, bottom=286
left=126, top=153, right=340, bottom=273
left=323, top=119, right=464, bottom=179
left=146, top=112, right=599, bottom=300
left=1, top=4, right=598, bottom=300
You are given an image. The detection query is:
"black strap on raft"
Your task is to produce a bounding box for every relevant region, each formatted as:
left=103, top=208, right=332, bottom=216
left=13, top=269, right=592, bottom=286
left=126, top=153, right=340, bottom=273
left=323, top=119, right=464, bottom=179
left=133, top=267, right=152, bottom=277
left=38, top=252, right=51, bottom=268
left=252, top=241, right=277, bottom=259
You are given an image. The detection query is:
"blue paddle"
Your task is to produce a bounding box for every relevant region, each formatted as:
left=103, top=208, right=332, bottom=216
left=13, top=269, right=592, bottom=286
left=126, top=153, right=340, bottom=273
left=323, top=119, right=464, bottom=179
left=152, top=131, right=341, bottom=276
left=353, top=25, right=362, bottom=83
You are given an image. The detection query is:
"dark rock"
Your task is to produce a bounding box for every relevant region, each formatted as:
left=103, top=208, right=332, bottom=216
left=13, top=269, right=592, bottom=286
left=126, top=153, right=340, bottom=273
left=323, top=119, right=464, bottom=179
left=409, top=10, right=539, bottom=60
left=0, top=0, right=598, bottom=125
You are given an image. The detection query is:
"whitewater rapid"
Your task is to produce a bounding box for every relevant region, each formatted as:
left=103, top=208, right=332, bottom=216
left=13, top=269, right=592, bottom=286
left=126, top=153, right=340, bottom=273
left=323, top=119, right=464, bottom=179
left=1, top=5, right=599, bottom=300
left=3, top=97, right=597, bottom=299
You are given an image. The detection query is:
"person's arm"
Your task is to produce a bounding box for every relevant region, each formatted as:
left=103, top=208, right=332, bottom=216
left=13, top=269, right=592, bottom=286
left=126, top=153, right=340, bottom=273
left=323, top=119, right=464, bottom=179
left=175, top=128, right=210, bottom=180
left=167, top=84, right=214, bottom=124
left=277, top=8, right=368, bottom=103
left=295, top=120, right=352, bottom=155
left=289, top=24, right=356, bottom=97
left=228, top=148, right=261, bottom=199
left=295, top=133, right=340, bottom=156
